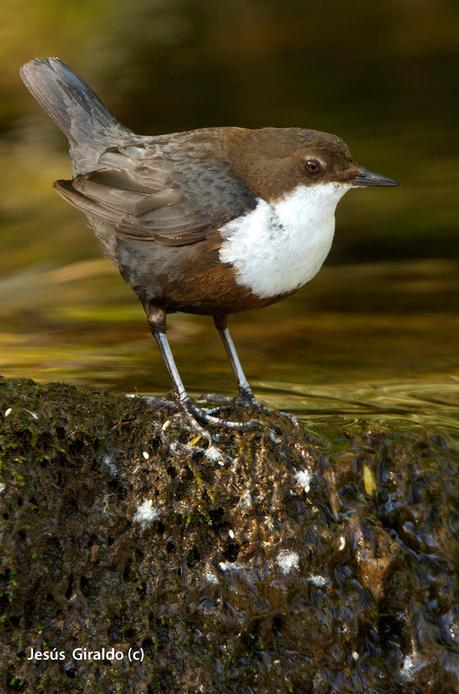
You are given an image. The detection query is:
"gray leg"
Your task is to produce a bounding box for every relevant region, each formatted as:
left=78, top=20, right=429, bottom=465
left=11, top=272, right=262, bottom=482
left=146, top=307, right=259, bottom=432
left=213, top=315, right=261, bottom=405
left=211, top=315, right=300, bottom=429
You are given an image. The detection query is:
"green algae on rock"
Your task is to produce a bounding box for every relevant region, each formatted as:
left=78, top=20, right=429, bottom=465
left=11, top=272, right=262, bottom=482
left=0, top=376, right=458, bottom=693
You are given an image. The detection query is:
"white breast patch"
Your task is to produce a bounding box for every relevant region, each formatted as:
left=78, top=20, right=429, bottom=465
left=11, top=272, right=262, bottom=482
left=219, top=183, right=350, bottom=298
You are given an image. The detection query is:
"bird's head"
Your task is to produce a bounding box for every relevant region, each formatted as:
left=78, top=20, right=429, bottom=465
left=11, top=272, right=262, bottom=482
left=226, top=127, right=399, bottom=205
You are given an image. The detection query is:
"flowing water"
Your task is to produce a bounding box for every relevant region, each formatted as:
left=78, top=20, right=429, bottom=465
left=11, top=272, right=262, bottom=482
left=1, top=0, right=458, bottom=443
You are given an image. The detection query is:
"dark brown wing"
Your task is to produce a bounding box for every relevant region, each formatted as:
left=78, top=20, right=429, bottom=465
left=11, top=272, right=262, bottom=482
left=54, top=140, right=256, bottom=246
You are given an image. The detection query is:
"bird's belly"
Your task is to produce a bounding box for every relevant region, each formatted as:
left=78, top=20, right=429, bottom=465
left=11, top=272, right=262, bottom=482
left=219, top=198, right=336, bottom=299
left=116, top=234, right=273, bottom=315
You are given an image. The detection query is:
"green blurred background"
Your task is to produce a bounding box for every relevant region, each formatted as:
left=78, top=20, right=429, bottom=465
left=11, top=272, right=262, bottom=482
left=1, top=0, right=458, bottom=430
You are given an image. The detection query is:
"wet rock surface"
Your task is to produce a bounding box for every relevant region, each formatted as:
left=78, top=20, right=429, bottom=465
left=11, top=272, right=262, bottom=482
left=0, top=375, right=458, bottom=693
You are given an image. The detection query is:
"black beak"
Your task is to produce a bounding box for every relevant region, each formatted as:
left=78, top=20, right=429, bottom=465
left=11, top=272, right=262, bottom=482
left=353, top=167, right=400, bottom=187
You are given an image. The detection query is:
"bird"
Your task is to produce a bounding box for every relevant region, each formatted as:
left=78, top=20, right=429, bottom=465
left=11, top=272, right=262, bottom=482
left=20, top=57, right=399, bottom=432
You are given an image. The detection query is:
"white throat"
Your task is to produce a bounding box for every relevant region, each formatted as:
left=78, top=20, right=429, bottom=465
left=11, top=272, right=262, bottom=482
left=219, top=182, right=350, bottom=298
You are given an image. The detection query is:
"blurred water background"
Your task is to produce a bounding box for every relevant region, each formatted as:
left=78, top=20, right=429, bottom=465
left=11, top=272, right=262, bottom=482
left=1, top=0, right=458, bottom=436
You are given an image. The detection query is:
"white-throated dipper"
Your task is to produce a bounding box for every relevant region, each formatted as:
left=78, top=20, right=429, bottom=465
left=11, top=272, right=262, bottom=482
left=20, top=57, right=399, bottom=431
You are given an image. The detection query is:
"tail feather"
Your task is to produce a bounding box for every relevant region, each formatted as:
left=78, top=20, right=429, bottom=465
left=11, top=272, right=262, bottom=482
left=20, top=57, right=130, bottom=173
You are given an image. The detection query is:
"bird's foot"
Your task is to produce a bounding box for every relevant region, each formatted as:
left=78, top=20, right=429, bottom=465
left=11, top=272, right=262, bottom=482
left=234, top=388, right=267, bottom=410
left=201, top=388, right=266, bottom=410
left=237, top=393, right=301, bottom=429
left=180, top=396, right=261, bottom=433
left=130, top=392, right=299, bottom=432
left=199, top=391, right=300, bottom=430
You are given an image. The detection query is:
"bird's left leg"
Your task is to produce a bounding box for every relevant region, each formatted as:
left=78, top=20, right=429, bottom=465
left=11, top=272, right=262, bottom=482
left=208, top=315, right=265, bottom=408
left=206, top=316, right=301, bottom=429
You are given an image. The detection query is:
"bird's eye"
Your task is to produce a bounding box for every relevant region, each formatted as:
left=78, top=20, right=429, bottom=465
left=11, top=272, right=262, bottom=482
left=305, top=159, right=322, bottom=174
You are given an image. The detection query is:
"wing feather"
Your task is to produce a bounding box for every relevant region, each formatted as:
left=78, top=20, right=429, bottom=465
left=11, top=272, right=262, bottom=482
left=54, top=140, right=256, bottom=246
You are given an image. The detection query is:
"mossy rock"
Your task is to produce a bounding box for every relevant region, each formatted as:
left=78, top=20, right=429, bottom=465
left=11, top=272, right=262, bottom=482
left=0, top=376, right=458, bottom=693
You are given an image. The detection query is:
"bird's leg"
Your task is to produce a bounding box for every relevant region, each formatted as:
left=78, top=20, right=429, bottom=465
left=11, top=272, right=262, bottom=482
left=211, top=315, right=264, bottom=408
left=210, top=316, right=300, bottom=429
left=146, top=307, right=259, bottom=433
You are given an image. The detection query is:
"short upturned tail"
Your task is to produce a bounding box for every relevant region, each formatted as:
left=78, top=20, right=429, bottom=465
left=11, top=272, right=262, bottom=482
left=20, top=57, right=130, bottom=173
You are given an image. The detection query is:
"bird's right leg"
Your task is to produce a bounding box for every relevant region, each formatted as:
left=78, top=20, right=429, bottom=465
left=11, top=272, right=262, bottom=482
left=146, top=307, right=260, bottom=433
